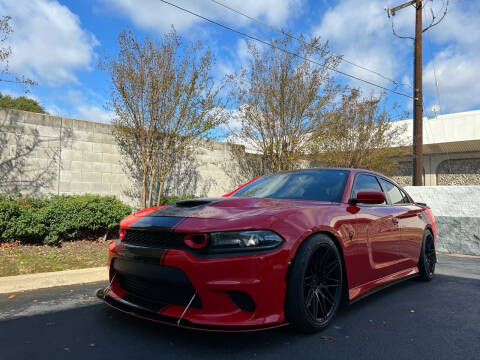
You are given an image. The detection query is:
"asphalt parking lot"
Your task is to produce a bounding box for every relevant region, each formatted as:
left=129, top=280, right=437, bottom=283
left=1, top=254, right=479, bottom=360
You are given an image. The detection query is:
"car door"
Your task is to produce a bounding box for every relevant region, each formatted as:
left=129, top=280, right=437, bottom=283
left=378, top=179, right=424, bottom=268
left=351, top=174, right=405, bottom=281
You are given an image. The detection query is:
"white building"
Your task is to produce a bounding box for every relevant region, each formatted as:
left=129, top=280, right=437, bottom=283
left=391, top=110, right=480, bottom=186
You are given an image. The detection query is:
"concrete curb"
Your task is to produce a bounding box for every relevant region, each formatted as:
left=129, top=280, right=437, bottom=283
left=0, top=267, right=108, bottom=294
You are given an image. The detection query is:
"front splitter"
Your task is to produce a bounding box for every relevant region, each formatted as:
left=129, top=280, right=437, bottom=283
left=97, top=288, right=288, bottom=333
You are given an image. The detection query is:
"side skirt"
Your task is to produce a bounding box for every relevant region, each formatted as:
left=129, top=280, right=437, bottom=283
left=349, top=267, right=419, bottom=304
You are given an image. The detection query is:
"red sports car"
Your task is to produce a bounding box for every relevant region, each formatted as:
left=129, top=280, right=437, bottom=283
left=98, top=168, right=437, bottom=332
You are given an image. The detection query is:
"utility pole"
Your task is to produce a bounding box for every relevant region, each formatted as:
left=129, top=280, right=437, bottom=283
left=388, top=0, right=423, bottom=185
left=412, top=0, right=423, bottom=186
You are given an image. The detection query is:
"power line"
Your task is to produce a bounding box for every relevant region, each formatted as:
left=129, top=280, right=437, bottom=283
left=209, top=0, right=413, bottom=90
left=158, top=0, right=413, bottom=99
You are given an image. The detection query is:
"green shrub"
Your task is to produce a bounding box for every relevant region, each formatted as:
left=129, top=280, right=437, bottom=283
left=0, top=194, right=131, bottom=245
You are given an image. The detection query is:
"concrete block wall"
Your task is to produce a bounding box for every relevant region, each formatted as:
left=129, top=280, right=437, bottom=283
left=2, top=109, right=479, bottom=255
left=405, top=186, right=480, bottom=255
left=0, top=109, right=62, bottom=195
left=0, top=109, right=237, bottom=207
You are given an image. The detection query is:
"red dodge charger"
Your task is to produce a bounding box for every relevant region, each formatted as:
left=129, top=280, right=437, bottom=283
left=98, top=168, right=437, bottom=332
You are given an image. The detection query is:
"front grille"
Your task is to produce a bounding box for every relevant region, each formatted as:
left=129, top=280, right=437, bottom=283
left=118, top=273, right=202, bottom=308
left=123, top=230, right=186, bottom=249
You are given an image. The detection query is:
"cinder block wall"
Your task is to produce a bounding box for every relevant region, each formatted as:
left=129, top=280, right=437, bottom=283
left=2, top=109, right=479, bottom=255
left=0, top=109, right=238, bottom=207
left=405, top=186, right=480, bottom=256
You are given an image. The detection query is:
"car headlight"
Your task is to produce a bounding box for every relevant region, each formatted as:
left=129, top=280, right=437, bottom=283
left=209, top=230, right=283, bottom=253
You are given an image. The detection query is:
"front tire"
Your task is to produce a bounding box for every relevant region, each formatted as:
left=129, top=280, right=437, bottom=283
left=418, top=230, right=436, bottom=281
left=285, top=234, right=343, bottom=333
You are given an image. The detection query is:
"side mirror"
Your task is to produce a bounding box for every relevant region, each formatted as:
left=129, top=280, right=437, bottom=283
left=351, top=191, right=385, bottom=205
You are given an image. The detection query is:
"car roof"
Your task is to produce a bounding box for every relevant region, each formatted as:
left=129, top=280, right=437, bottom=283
left=278, top=167, right=380, bottom=176
left=275, top=167, right=402, bottom=187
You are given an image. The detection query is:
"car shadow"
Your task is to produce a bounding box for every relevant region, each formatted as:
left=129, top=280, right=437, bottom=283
left=1, top=274, right=479, bottom=360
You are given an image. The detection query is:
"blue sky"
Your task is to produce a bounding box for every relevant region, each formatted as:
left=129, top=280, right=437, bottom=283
left=1, top=0, right=479, bottom=124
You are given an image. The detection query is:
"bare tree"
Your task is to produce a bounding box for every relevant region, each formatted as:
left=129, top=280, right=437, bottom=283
left=228, top=35, right=341, bottom=177
left=102, top=28, right=227, bottom=208
left=0, top=16, right=36, bottom=91
left=311, top=89, right=408, bottom=174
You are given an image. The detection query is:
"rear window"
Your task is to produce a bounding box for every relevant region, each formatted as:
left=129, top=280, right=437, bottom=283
left=379, top=178, right=410, bottom=204
left=231, top=170, right=350, bottom=202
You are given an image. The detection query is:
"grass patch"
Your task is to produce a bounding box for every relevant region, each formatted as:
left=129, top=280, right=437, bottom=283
left=0, top=240, right=110, bottom=277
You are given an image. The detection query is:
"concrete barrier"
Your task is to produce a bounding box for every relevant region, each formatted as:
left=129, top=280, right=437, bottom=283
left=405, top=186, right=480, bottom=256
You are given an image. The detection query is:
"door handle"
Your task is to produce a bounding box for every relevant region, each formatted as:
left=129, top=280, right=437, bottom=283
left=392, top=217, right=399, bottom=225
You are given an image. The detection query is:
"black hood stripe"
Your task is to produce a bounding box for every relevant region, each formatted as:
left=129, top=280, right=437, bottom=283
left=128, top=198, right=228, bottom=231
left=128, top=216, right=185, bottom=230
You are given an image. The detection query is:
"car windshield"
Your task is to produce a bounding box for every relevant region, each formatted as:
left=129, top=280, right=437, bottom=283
left=231, top=169, right=350, bottom=202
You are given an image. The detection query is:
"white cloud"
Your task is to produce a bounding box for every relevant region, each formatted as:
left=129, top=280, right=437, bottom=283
left=313, top=0, right=480, bottom=113
left=221, top=108, right=243, bottom=132
left=0, top=0, right=98, bottom=84
left=423, top=1, right=480, bottom=113
left=313, top=0, right=412, bottom=93
left=102, top=0, right=303, bottom=33
left=426, top=1, right=480, bottom=48
left=424, top=48, right=480, bottom=114
left=67, top=89, right=114, bottom=123
left=75, top=104, right=114, bottom=123
left=216, top=39, right=252, bottom=79
left=51, top=88, right=113, bottom=123
left=44, top=103, right=66, bottom=117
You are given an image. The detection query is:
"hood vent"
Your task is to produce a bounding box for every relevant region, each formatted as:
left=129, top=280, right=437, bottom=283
left=147, top=198, right=224, bottom=217
left=174, top=199, right=214, bottom=208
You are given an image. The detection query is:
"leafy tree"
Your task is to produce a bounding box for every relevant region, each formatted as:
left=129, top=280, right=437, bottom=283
left=228, top=35, right=341, bottom=177
left=0, top=92, right=45, bottom=113
left=101, top=29, right=227, bottom=208
left=311, top=89, right=408, bottom=174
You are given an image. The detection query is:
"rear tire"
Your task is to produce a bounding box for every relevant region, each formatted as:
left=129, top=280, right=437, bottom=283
left=418, top=230, right=436, bottom=281
left=285, top=234, right=343, bottom=333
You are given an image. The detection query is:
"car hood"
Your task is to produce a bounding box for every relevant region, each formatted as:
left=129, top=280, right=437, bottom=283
left=143, top=197, right=336, bottom=221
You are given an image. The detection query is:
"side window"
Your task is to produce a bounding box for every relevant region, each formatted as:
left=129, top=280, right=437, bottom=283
left=352, top=174, right=384, bottom=203
left=379, top=179, right=407, bottom=205
left=400, top=190, right=411, bottom=204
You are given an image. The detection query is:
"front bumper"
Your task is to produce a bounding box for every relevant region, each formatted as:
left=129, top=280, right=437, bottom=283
left=100, top=243, right=291, bottom=331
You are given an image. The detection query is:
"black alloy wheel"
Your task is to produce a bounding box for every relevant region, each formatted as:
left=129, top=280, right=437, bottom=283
left=285, top=234, right=344, bottom=333
left=418, top=230, right=436, bottom=281
left=304, top=243, right=342, bottom=323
